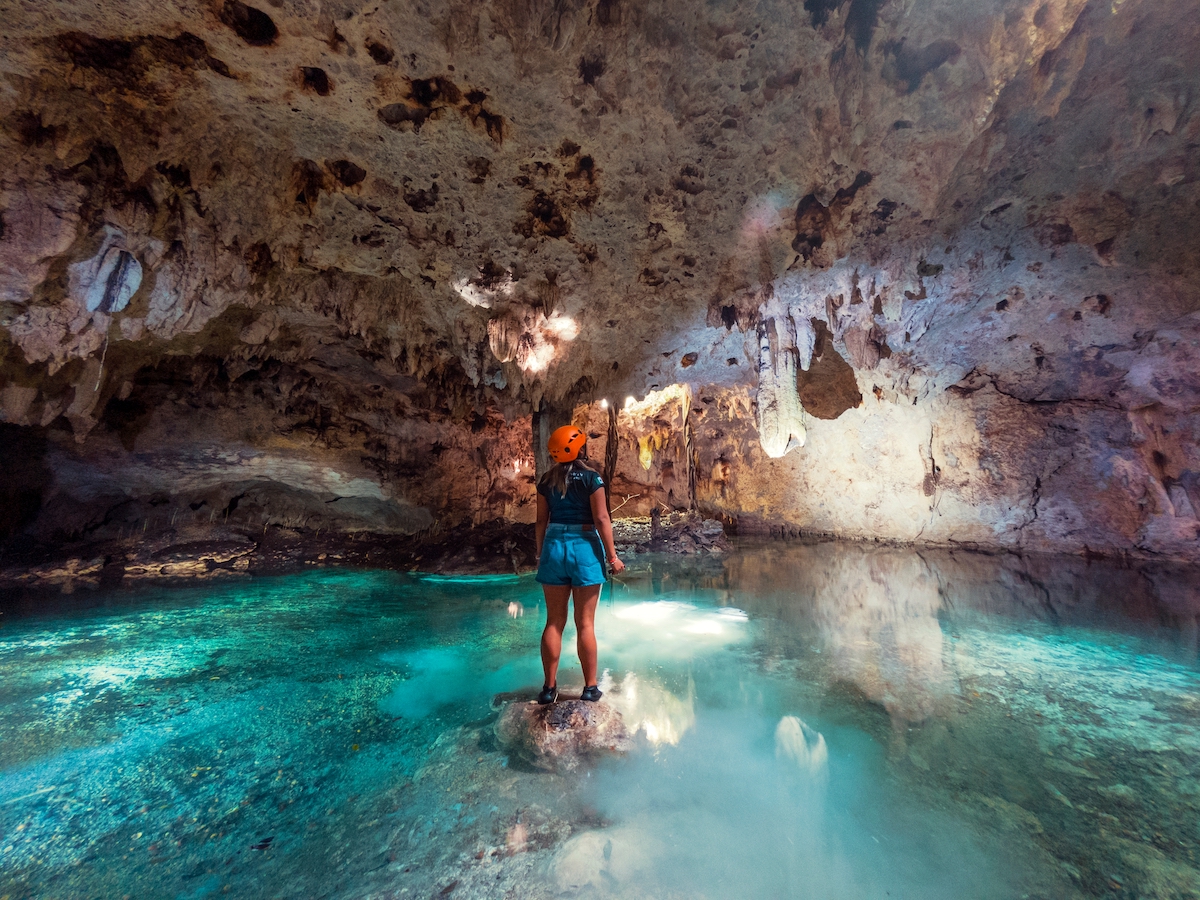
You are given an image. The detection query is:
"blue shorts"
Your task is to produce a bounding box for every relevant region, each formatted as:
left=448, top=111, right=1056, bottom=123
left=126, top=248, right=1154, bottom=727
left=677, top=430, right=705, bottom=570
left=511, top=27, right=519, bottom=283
left=537, top=524, right=606, bottom=586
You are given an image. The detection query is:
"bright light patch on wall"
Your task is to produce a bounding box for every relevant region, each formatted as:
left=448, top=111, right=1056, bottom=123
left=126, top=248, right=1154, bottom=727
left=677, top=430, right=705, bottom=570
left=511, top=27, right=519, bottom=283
left=505, top=457, right=531, bottom=474
left=544, top=315, right=578, bottom=339
left=513, top=313, right=578, bottom=373
left=519, top=341, right=556, bottom=373
left=452, top=278, right=493, bottom=308
left=622, top=383, right=690, bottom=417
left=452, top=273, right=514, bottom=309
left=600, top=399, right=608, bottom=409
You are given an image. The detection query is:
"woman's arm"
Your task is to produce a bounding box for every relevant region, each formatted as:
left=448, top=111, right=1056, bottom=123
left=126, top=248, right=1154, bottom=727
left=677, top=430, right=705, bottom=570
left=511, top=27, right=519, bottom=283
left=535, top=494, right=549, bottom=558
left=589, top=488, right=626, bottom=574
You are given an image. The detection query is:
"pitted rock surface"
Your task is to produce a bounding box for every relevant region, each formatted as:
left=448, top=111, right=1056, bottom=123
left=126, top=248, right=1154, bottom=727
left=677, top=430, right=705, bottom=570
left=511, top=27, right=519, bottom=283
left=0, top=0, right=1198, bottom=562
left=495, top=699, right=632, bottom=773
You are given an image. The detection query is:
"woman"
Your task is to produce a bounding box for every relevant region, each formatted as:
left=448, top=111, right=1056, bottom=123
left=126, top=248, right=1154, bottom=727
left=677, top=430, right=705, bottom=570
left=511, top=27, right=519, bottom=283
left=535, top=425, right=626, bottom=704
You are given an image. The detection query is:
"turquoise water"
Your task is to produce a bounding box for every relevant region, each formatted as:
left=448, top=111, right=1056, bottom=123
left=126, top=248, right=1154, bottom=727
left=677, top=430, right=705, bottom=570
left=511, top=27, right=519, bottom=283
left=1, top=543, right=1198, bottom=899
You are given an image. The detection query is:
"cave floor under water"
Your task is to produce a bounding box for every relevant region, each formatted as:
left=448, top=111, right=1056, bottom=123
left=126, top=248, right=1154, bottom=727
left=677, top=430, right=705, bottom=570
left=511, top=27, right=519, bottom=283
left=2, top=541, right=1199, bottom=900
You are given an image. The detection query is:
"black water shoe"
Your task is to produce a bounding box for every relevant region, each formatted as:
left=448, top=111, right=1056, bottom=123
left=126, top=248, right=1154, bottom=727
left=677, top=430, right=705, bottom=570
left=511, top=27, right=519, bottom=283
left=580, top=685, right=603, bottom=702
left=537, top=684, right=559, bottom=705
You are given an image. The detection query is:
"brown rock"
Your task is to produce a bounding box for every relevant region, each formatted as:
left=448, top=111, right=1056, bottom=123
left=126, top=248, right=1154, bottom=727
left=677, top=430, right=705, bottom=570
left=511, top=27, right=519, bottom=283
left=494, top=699, right=632, bottom=773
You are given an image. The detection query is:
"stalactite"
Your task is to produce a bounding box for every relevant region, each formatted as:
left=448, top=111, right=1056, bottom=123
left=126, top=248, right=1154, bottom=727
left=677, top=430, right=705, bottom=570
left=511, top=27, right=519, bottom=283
left=487, top=315, right=520, bottom=363
left=515, top=331, right=537, bottom=371
left=756, top=317, right=807, bottom=458
left=791, top=312, right=816, bottom=371
left=637, top=436, right=655, bottom=470
left=636, top=429, right=670, bottom=470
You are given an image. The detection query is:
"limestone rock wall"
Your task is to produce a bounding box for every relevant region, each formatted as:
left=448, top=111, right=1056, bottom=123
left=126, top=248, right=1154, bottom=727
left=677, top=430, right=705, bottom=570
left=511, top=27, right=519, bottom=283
left=0, top=355, right=537, bottom=544
left=0, top=0, right=1197, bottom=556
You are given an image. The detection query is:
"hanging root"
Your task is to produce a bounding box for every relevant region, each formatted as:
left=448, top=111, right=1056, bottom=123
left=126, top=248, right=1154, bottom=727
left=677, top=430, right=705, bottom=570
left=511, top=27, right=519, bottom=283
left=93, top=334, right=110, bottom=392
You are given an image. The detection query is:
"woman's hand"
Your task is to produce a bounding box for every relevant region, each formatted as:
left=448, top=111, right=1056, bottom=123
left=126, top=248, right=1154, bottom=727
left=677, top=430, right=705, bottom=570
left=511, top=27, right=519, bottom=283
left=608, top=555, right=626, bottom=575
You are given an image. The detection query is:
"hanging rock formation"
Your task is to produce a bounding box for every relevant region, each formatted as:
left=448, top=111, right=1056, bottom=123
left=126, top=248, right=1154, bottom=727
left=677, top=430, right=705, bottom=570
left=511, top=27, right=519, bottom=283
left=756, top=317, right=807, bottom=458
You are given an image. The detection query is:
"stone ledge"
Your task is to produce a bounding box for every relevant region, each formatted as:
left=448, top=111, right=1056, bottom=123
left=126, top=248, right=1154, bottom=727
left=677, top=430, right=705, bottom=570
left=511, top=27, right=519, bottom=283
left=612, top=510, right=730, bottom=556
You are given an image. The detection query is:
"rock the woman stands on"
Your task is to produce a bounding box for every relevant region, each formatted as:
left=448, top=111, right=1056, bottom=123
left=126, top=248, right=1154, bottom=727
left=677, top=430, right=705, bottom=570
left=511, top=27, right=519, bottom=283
left=534, top=425, right=626, bottom=704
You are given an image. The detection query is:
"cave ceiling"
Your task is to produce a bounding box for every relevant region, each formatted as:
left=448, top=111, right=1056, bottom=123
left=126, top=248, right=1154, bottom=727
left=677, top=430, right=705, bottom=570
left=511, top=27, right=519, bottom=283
left=1, top=0, right=1199, bottom=555
left=1, top=0, right=1193, bottom=410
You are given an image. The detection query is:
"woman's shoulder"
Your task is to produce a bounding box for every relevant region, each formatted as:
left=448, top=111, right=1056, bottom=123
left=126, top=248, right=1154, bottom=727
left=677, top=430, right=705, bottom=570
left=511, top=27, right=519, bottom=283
left=573, top=466, right=604, bottom=489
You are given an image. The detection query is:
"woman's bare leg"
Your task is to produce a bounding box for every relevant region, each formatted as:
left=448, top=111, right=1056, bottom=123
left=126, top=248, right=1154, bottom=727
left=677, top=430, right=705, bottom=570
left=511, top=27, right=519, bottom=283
left=572, top=585, right=602, bottom=686
left=541, top=585, right=571, bottom=687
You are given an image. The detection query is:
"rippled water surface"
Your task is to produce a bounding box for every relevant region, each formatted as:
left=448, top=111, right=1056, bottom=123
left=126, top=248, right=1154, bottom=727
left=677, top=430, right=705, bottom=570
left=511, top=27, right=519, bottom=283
left=2, top=542, right=1199, bottom=899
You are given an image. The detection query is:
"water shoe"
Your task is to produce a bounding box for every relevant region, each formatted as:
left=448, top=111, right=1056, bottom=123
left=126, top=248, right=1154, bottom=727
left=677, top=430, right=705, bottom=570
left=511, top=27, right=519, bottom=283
left=580, top=685, right=603, bottom=702
left=537, top=684, right=559, bottom=705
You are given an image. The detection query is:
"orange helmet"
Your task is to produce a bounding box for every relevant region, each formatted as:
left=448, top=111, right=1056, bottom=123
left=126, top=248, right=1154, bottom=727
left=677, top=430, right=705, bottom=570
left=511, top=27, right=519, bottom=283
left=547, top=425, right=586, bottom=463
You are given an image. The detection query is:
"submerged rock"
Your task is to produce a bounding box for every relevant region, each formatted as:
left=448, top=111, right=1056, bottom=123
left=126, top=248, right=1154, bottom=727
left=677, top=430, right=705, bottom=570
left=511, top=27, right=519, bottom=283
left=494, top=699, right=632, bottom=773
left=554, top=825, right=664, bottom=892
left=775, top=715, right=829, bottom=778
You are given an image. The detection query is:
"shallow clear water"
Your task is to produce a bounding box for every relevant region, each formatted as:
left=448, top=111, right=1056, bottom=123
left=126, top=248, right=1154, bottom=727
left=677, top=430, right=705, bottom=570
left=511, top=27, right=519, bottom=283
left=2, top=542, right=1199, bottom=900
